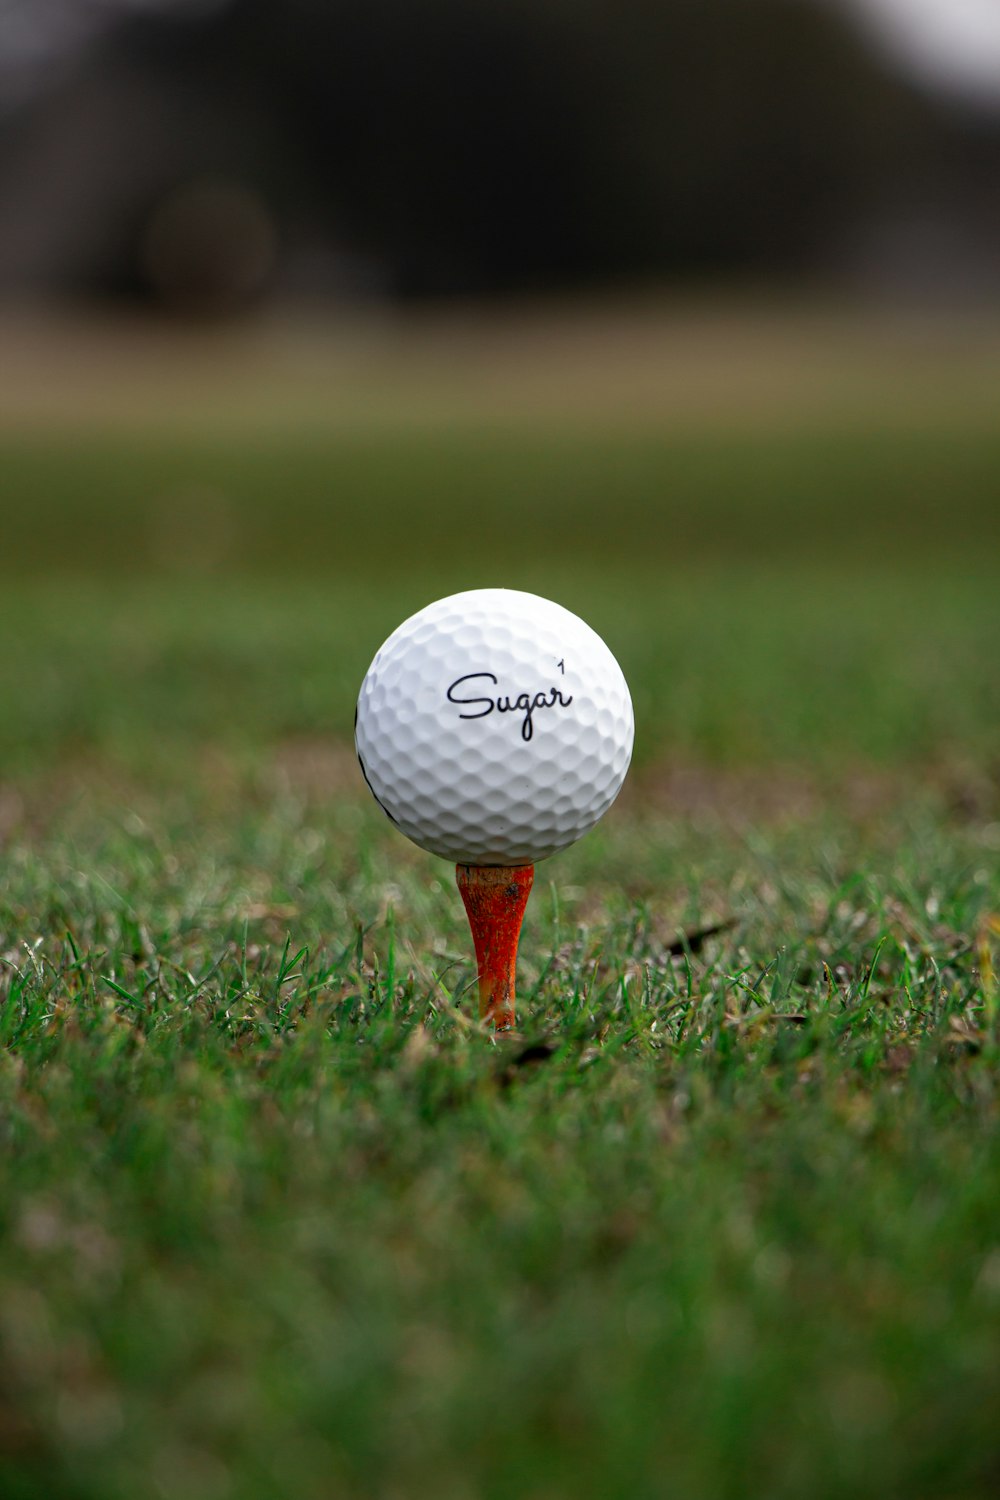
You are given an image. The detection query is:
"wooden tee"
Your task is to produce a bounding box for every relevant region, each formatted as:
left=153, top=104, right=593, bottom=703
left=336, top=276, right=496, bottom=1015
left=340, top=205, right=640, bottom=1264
left=455, top=864, right=535, bottom=1031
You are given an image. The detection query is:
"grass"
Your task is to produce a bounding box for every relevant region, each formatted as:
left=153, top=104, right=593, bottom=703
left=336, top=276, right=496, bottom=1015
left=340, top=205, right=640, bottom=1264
left=3, top=788, right=999, bottom=1500
left=1, top=304, right=999, bottom=1498
left=4, top=422, right=1000, bottom=576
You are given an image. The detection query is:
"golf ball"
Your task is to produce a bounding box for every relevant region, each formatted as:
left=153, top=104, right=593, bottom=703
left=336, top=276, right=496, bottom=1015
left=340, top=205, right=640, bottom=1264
left=355, top=588, right=634, bottom=865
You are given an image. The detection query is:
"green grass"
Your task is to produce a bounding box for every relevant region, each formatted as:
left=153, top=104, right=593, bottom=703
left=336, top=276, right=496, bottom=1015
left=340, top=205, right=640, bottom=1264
left=4, top=421, right=1000, bottom=576
left=2, top=790, right=999, bottom=1500
left=1, top=319, right=999, bottom=1498
left=1, top=564, right=998, bottom=780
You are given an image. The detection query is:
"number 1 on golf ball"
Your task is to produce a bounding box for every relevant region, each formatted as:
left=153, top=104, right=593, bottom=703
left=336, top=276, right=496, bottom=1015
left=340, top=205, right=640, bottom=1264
left=355, top=588, right=634, bottom=1026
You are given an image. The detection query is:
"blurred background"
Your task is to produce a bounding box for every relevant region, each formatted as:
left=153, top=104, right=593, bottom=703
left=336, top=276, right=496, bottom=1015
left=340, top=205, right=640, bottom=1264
left=2, top=0, right=1000, bottom=308
left=0, top=0, right=998, bottom=779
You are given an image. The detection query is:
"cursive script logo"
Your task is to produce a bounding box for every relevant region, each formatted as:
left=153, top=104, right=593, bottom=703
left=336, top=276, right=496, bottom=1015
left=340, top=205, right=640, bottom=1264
left=446, top=672, right=573, bottom=742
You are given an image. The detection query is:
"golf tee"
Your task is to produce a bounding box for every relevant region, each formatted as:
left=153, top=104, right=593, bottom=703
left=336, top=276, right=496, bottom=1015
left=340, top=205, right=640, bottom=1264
left=455, top=863, right=535, bottom=1031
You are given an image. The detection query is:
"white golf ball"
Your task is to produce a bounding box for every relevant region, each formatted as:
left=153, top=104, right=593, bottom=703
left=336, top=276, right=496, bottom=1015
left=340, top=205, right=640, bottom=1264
left=355, top=588, right=634, bottom=865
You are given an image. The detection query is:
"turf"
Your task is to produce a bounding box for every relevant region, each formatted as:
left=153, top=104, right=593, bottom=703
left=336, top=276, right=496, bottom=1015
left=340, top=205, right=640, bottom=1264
left=1, top=307, right=998, bottom=1499
left=3, top=782, right=999, bottom=1500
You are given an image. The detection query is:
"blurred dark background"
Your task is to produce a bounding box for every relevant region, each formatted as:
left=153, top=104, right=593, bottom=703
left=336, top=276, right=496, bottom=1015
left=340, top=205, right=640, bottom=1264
left=1, top=0, right=999, bottom=314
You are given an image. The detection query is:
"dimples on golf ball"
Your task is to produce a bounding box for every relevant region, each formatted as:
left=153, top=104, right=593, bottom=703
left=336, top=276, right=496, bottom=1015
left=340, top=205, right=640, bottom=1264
left=355, top=588, right=634, bottom=865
